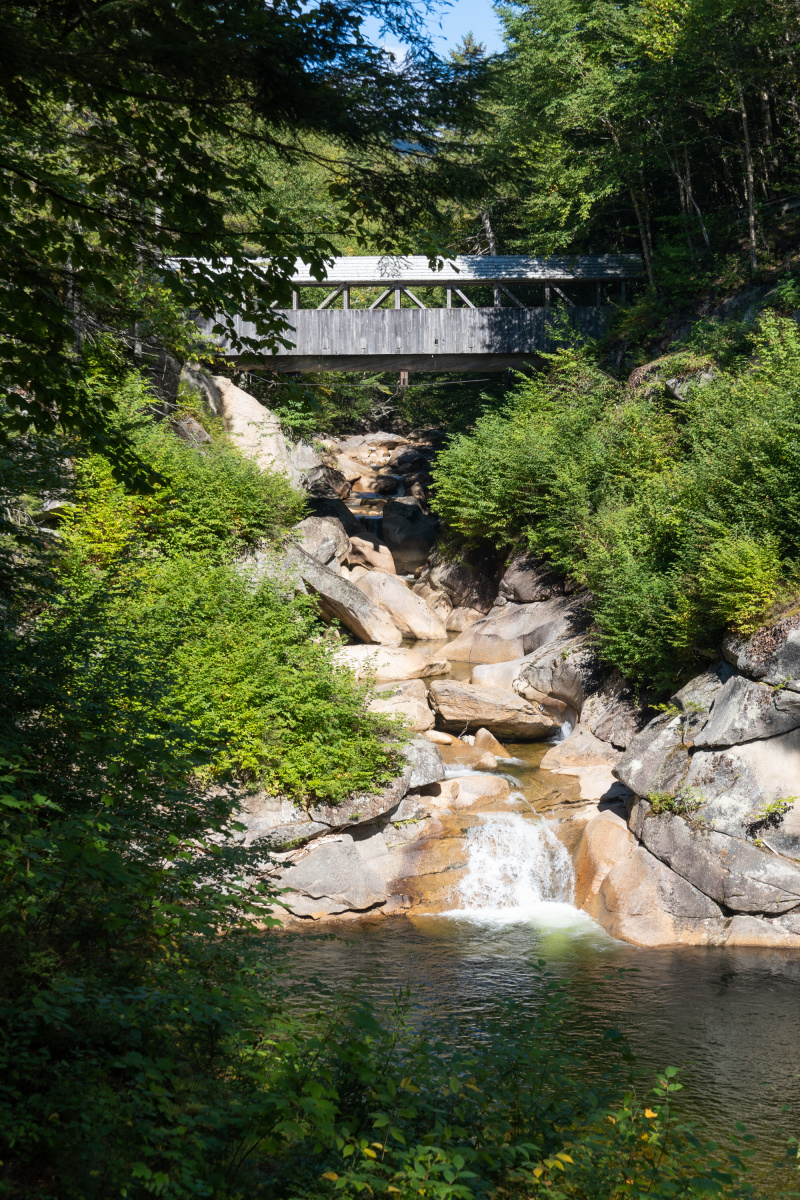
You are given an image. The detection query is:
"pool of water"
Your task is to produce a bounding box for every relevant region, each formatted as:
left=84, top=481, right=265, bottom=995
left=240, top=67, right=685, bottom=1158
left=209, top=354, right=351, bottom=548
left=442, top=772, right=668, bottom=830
left=279, top=913, right=800, bottom=1183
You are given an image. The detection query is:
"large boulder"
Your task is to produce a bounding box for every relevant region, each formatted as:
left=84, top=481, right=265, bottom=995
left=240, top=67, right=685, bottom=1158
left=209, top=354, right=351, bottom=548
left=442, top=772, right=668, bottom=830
left=636, top=811, right=800, bottom=915
left=354, top=571, right=447, bottom=640
left=428, top=679, right=558, bottom=740
left=414, top=544, right=502, bottom=614
left=368, top=679, right=435, bottom=732
left=514, top=635, right=601, bottom=711
left=579, top=671, right=644, bottom=749
left=362, top=432, right=408, bottom=449
left=497, top=551, right=568, bottom=603
left=293, top=516, right=350, bottom=568
left=723, top=613, right=800, bottom=688
left=345, top=534, right=397, bottom=574
left=303, top=464, right=351, bottom=500
left=277, top=836, right=387, bottom=916
left=692, top=675, right=800, bottom=747
left=541, top=724, right=627, bottom=802
left=290, top=440, right=323, bottom=473
left=444, top=597, right=587, bottom=664
left=681, top=730, right=800, bottom=852
left=286, top=548, right=402, bottom=645
left=382, top=496, right=439, bottom=574
left=446, top=606, right=484, bottom=632
left=210, top=376, right=298, bottom=482
left=334, top=644, right=451, bottom=682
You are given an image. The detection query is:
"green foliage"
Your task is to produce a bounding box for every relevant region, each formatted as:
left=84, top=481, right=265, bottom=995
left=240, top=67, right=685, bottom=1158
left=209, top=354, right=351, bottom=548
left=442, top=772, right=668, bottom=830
left=696, top=532, right=781, bottom=636
left=432, top=312, right=800, bottom=687
left=647, top=787, right=705, bottom=817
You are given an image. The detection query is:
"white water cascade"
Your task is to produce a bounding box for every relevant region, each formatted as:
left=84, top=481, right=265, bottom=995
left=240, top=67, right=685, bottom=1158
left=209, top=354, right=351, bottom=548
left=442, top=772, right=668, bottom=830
left=449, top=811, right=578, bottom=924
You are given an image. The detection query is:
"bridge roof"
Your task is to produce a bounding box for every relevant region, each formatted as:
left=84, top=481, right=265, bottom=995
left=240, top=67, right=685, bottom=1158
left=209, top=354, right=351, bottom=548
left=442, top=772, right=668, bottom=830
left=287, top=254, right=643, bottom=285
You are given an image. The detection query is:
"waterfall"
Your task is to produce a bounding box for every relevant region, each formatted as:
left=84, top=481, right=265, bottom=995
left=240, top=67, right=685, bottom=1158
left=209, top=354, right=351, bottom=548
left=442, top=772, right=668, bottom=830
left=448, top=811, right=576, bottom=923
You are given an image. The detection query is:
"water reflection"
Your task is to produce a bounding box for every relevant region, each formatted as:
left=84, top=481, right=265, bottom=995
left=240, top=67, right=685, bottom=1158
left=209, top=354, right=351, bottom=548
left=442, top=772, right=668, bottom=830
left=277, top=916, right=800, bottom=1180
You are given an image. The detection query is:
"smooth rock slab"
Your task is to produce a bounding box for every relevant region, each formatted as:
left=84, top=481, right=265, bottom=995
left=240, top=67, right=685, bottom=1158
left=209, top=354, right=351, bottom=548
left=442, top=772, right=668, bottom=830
left=279, top=836, right=387, bottom=916
left=445, top=597, right=585, bottom=664
left=428, top=679, right=557, bottom=740
left=515, top=636, right=601, bottom=711
left=693, top=675, right=800, bottom=747
left=354, top=571, right=447, bottom=640
left=334, top=644, right=451, bottom=682
left=287, top=548, right=402, bottom=646
left=683, top=728, right=800, bottom=850
left=293, top=515, right=350, bottom=567
left=639, top=812, right=800, bottom=914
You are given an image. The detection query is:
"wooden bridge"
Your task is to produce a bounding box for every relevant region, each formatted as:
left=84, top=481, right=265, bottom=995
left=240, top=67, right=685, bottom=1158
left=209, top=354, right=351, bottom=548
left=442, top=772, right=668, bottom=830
left=198, top=255, right=643, bottom=373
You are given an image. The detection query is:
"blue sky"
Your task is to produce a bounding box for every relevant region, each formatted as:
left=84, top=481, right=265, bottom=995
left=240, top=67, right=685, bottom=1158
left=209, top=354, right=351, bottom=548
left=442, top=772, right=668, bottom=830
left=363, top=1, right=505, bottom=59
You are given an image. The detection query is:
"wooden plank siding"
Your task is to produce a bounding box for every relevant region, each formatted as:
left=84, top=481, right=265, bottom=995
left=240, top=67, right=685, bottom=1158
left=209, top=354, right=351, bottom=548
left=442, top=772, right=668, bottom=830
left=200, top=305, right=611, bottom=372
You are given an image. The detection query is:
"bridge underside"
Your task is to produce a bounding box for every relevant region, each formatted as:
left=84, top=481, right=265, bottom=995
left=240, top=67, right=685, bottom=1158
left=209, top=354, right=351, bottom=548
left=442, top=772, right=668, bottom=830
left=239, top=353, right=542, bottom=373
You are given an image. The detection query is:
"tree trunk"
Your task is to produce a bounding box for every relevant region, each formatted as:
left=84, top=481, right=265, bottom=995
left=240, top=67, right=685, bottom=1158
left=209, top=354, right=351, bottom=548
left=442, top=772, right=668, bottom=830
left=481, top=208, right=501, bottom=306
left=735, top=76, right=758, bottom=272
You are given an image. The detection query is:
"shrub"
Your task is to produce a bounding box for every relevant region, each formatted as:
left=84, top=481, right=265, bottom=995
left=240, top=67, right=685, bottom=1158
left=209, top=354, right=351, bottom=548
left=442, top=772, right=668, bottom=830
left=430, top=313, right=800, bottom=689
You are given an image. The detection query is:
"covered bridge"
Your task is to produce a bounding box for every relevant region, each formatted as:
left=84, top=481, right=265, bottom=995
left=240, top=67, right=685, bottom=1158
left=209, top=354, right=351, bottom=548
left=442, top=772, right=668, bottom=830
left=197, top=254, right=643, bottom=373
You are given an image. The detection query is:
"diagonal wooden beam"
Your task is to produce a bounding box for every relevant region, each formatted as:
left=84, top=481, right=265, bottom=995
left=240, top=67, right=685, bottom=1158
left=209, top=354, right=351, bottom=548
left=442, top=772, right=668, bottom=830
left=368, top=287, right=394, bottom=310
left=452, top=286, right=475, bottom=309
left=497, top=283, right=526, bottom=308
left=402, top=287, right=426, bottom=309
left=551, top=284, right=575, bottom=307
left=317, top=285, right=344, bottom=310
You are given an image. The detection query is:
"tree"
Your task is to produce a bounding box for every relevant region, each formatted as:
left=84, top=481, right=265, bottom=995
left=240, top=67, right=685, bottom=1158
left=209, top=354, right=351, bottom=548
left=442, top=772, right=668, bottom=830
left=0, top=0, right=486, bottom=457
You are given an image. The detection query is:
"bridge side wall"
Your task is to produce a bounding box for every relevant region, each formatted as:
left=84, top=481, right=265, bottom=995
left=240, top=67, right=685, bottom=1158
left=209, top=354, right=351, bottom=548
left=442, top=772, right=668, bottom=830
left=199, top=306, right=611, bottom=366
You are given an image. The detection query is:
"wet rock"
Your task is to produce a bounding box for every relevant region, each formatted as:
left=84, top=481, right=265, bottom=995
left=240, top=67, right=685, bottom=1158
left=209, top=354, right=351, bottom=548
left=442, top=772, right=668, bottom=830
left=286, top=548, right=402, bottom=645
left=639, top=813, right=800, bottom=914
left=541, top=724, right=628, bottom=802
left=723, top=613, right=800, bottom=689
left=303, top=464, right=351, bottom=500
left=428, top=679, right=557, bottom=740
left=368, top=679, right=435, bottom=732
left=498, top=551, right=568, bottom=603
left=693, top=675, right=800, bottom=747
left=353, top=571, right=447, bottom=640
left=445, top=597, right=587, bottom=664
left=334, top=644, right=450, bottom=682
left=293, top=516, right=350, bottom=567
left=382, top=496, right=439, bottom=574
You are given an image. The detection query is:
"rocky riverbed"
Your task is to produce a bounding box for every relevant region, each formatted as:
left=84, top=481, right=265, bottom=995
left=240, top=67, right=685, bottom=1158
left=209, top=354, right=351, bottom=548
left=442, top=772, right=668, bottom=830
left=185, top=367, right=800, bottom=950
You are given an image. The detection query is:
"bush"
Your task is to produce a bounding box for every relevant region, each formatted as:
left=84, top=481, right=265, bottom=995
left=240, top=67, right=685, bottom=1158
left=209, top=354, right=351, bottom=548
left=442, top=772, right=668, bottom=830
left=430, top=313, right=800, bottom=689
